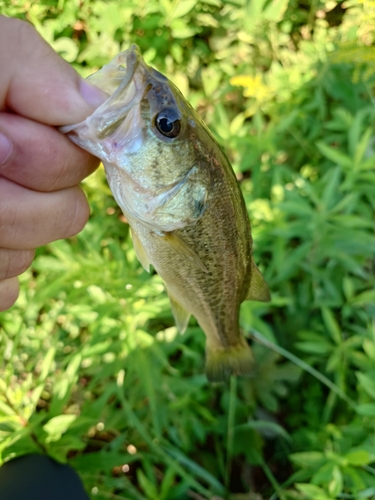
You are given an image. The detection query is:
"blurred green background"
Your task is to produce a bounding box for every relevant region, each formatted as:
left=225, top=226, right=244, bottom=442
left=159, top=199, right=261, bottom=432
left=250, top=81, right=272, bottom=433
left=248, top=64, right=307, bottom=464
left=1, top=0, right=375, bottom=499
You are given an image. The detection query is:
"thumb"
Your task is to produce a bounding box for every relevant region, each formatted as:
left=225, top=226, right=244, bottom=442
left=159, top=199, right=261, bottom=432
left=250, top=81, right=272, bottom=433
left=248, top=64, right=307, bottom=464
left=0, top=16, right=107, bottom=126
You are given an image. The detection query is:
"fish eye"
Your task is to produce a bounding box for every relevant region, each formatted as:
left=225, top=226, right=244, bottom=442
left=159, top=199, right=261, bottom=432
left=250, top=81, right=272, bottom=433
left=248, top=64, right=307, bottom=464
left=154, top=109, right=181, bottom=138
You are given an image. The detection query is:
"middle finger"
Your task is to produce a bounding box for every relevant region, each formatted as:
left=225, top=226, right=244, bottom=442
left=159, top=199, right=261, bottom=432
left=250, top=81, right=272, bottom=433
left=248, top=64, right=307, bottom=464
left=0, top=177, right=89, bottom=249
left=0, top=247, right=35, bottom=279
left=0, top=112, right=99, bottom=192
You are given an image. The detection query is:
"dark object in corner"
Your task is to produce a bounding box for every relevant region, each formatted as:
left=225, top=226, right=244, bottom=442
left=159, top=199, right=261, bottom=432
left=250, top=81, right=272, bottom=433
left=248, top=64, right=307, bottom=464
left=0, top=454, right=89, bottom=500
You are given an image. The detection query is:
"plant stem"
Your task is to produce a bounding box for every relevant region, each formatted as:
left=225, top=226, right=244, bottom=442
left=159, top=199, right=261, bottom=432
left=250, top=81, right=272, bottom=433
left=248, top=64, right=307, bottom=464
left=225, top=375, right=237, bottom=494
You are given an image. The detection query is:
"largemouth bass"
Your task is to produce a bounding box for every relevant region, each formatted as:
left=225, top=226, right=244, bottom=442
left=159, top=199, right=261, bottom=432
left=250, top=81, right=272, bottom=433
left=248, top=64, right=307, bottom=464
left=62, top=45, right=270, bottom=382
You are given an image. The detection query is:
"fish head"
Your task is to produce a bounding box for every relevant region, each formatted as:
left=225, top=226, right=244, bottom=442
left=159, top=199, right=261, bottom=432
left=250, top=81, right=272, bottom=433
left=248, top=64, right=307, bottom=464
left=62, top=45, right=217, bottom=233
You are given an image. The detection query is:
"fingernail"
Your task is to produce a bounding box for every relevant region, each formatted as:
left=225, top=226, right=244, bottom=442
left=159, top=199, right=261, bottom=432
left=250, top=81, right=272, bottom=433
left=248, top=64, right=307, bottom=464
left=0, top=132, right=12, bottom=166
left=80, top=79, right=108, bottom=108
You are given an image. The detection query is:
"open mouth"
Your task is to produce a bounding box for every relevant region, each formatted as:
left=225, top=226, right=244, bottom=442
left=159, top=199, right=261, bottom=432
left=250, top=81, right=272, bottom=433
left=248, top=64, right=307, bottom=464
left=69, top=46, right=150, bottom=141
left=114, top=45, right=141, bottom=95
left=85, top=44, right=141, bottom=97
left=60, top=45, right=177, bottom=158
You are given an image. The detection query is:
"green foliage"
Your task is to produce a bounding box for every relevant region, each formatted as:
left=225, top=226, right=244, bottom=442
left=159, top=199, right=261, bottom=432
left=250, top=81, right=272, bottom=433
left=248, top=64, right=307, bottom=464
left=1, top=0, right=375, bottom=499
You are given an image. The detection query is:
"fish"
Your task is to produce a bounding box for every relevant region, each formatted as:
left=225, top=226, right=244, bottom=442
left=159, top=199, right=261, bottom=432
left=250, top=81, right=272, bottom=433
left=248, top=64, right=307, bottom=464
left=61, top=45, right=270, bottom=382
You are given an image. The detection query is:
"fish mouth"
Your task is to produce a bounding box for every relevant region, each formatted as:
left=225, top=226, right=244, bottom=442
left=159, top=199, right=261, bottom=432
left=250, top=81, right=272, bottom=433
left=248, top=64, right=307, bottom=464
left=59, top=45, right=147, bottom=142
left=87, top=44, right=142, bottom=98
left=61, top=45, right=183, bottom=145
left=87, top=44, right=183, bottom=137
left=117, top=44, right=140, bottom=89
left=82, top=45, right=149, bottom=140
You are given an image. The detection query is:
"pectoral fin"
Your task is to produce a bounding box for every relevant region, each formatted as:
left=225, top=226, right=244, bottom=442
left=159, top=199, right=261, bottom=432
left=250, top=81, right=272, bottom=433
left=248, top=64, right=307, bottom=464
left=162, top=232, right=208, bottom=273
left=245, top=260, right=271, bottom=302
left=167, top=292, right=191, bottom=334
left=130, top=228, right=151, bottom=272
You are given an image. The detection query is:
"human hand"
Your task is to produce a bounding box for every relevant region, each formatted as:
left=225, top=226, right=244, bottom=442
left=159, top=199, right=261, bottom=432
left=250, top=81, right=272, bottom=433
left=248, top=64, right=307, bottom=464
left=0, top=16, right=106, bottom=311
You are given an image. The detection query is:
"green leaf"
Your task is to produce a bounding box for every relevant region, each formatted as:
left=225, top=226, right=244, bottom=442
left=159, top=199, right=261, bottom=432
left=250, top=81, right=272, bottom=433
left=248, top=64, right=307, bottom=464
left=328, top=465, right=343, bottom=498
left=363, top=339, right=375, bottom=361
left=356, top=404, right=375, bottom=417
left=43, top=414, right=77, bottom=442
left=344, top=449, right=371, bottom=466
left=200, top=0, right=221, bottom=5
left=39, top=347, right=56, bottom=381
left=235, top=420, right=291, bottom=441
left=137, top=469, right=158, bottom=498
left=289, top=452, right=326, bottom=468
left=350, top=290, right=375, bottom=306
left=316, top=141, right=352, bottom=169
left=70, top=451, right=137, bottom=473
left=201, top=66, right=221, bottom=96
left=165, top=445, right=225, bottom=494
left=312, top=462, right=335, bottom=485
left=0, top=401, right=17, bottom=417
left=171, top=0, right=197, bottom=19
left=354, top=126, right=372, bottom=167
left=295, top=339, right=332, bottom=355
left=264, top=0, right=289, bottom=22
left=356, top=372, right=375, bottom=399
left=296, top=483, right=332, bottom=500
left=170, top=19, right=197, bottom=38
left=278, top=200, right=313, bottom=216
left=321, top=308, right=341, bottom=344
left=321, top=166, right=341, bottom=211
left=160, top=467, right=176, bottom=499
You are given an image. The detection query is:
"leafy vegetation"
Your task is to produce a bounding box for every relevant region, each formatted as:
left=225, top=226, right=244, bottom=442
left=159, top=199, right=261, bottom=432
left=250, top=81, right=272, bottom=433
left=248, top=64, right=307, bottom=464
left=1, top=0, right=375, bottom=498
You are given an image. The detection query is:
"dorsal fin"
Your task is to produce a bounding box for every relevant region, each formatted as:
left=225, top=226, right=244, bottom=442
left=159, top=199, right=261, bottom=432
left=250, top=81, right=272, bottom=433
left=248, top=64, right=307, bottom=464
left=246, top=260, right=271, bottom=302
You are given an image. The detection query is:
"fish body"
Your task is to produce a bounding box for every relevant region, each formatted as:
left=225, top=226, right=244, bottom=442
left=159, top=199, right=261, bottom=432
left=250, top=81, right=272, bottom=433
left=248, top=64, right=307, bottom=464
left=61, top=46, right=270, bottom=382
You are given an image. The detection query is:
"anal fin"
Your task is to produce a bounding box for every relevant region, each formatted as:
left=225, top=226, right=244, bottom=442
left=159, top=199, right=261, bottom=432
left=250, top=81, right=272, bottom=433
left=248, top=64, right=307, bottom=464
left=246, top=260, right=271, bottom=302
left=130, top=228, right=151, bottom=272
left=167, top=291, right=191, bottom=334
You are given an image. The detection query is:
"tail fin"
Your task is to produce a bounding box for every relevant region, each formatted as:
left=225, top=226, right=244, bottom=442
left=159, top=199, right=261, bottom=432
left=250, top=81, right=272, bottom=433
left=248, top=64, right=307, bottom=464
left=205, top=338, right=254, bottom=383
